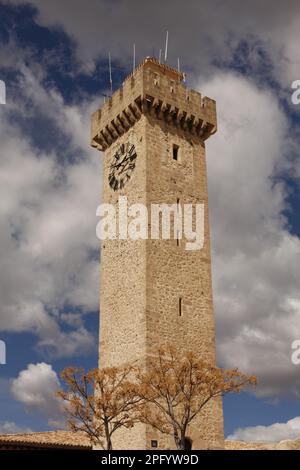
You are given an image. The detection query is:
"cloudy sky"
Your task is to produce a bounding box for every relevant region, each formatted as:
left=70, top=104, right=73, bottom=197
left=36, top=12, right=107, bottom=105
left=0, top=0, right=300, bottom=442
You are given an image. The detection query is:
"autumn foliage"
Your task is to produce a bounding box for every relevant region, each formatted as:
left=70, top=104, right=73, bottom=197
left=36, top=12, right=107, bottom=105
left=136, top=347, right=256, bottom=449
left=58, top=348, right=256, bottom=450
left=58, top=365, right=142, bottom=450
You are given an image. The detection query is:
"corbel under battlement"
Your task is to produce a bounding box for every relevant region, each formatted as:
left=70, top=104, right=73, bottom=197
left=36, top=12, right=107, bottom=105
left=91, top=57, right=217, bottom=152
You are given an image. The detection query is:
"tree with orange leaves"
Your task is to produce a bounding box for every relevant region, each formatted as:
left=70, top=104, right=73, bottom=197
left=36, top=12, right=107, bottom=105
left=136, top=347, right=256, bottom=450
left=58, top=365, right=142, bottom=450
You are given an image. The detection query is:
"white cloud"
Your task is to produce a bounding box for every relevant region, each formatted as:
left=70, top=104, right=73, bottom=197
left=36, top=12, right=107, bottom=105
left=199, top=72, right=300, bottom=397
left=228, top=416, right=300, bottom=442
left=6, top=0, right=300, bottom=87
left=36, top=327, right=95, bottom=358
left=0, top=421, right=32, bottom=435
left=11, top=363, right=64, bottom=427
left=0, top=43, right=101, bottom=358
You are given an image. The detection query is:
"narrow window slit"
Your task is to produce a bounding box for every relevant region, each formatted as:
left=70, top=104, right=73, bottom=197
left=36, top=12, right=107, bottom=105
left=173, top=144, right=179, bottom=161
left=176, top=198, right=181, bottom=247
left=179, top=298, right=183, bottom=316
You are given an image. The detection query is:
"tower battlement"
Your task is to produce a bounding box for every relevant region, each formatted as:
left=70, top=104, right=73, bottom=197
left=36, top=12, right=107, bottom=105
left=91, top=57, right=217, bottom=152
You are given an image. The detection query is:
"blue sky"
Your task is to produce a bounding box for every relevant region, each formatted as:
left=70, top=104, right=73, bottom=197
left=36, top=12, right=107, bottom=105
left=0, top=0, right=300, bottom=442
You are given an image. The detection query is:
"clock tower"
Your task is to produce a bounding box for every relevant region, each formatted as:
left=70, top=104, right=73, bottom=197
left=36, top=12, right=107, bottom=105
left=91, top=57, right=224, bottom=449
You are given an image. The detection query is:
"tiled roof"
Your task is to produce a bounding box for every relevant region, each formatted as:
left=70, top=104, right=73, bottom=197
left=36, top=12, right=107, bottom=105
left=1, top=432, right=300, bottom=450
left=225, top=439, right=300, bottom=450
left=0, top=430, right=92, bottom=449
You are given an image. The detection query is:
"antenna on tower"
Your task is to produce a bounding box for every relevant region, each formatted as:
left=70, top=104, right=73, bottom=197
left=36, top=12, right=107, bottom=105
left=108, top=52, right=113, bottom=95
left=159, top=49, right=162, bottom=64
left=133, top=43, right=136, bottom=71
left=164, top=31, right=169, bottom=63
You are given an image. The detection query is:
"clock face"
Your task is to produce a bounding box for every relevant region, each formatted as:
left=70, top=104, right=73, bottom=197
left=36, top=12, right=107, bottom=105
left=108, top=142, right=137, bottom=191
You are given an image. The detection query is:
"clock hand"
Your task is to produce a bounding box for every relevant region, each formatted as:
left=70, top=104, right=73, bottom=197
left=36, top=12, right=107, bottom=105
left=110, top=151, right=136, bottom=178
left=119, top=161, right=135, bottom=175
left=111, top=153, right=131, bottom=170
left=116, top=156, right=132, bottom=173
left=110, top=161, right=123, bottom=171
left=121, top=152, right=136, bottom=167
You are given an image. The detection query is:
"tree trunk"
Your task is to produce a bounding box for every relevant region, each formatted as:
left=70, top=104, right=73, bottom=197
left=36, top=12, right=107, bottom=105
left=173, top=427, right=186, bottom=450
left=104, top=419, right=113, bottom=450
left=107, top=436, right=113, bottom=450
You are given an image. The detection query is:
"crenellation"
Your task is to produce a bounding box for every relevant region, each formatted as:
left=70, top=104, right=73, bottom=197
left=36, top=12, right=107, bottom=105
left=91, top=57, right=217, bottom=151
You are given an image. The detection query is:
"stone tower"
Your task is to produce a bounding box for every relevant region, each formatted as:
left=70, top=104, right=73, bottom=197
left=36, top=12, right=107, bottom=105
left=91, top=57, right=224, bottom=450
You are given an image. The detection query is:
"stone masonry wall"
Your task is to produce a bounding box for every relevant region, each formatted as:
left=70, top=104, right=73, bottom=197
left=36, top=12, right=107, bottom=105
left=94, top=58, right=224, bottom=450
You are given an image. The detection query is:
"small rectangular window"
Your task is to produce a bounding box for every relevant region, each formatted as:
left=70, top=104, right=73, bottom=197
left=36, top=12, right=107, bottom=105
left=173, top=144, right=179, bottom=161
left=179, top=298, right=182, bottom=316
left=176, top=198, right=180, bottom=247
